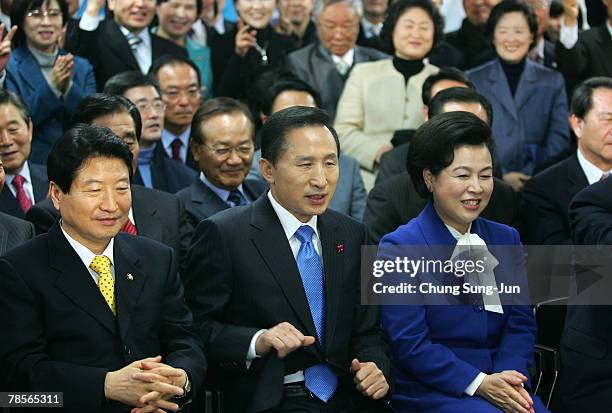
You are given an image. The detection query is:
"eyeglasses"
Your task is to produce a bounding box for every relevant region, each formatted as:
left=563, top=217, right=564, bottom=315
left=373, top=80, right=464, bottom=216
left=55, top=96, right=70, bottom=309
left=26, top=9, right=62, bottom=19
left=135, top=100, right=166, bottom=113
left=201, top=143, right=253, bottom=159
left=162, top=88, right=201, bottom=101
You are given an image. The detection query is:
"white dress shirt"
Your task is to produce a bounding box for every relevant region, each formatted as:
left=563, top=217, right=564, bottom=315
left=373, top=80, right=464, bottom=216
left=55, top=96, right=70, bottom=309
left=360, top=18, right=382, bottom=38
left=560, top=19, right=612, bottom=50
left=5, top=161, right=35, bottom=204
left=331, top=48, right=355, bottom=70
left=61, top=222, right=116, bottom=284
left=577, top=148, right=611, bottom=185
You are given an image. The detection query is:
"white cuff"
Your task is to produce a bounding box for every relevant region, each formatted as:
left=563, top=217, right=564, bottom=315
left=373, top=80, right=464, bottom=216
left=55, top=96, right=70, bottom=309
left=465, top=372, right=486, bottom=396
left=559, top=20, right=579, bottom=50
left=0, top=69, right=5, bottom=87
left=79, top=12, right=100, bottom=31
left=245, top=329, right=266, bottom=369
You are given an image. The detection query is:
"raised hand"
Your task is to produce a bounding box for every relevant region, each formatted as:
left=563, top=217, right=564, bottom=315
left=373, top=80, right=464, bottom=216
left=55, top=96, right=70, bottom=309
left=255, top=322, right=316, bottom=358
left=50, top=53, right=74, bottom=94
left=234, top=19, right=257, bottom=57
left=0, top=24, right=17, bottom=73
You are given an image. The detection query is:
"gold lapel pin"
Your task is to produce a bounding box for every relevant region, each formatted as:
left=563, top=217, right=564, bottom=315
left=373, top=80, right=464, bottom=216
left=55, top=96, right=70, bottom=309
left=126, top=273, right=134, bottom=281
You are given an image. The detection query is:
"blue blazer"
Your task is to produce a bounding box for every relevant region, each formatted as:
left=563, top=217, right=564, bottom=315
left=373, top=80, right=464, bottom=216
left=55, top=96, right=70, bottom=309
left=6, top=47, right=97, bottom=165
left=467, top=58, right=569, bottom=175
left=379, top=202, right=545, bottom=413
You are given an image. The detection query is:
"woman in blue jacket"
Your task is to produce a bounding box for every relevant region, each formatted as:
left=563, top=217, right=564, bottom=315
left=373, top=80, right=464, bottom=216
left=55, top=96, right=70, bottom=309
left=379, top=112, right=547, bottom=412
left=7, top=0, right=96, bottom=165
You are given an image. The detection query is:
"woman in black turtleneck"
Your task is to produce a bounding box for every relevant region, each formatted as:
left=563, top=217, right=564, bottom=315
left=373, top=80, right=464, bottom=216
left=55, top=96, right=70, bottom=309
left=210, top=0, right=294, bottom=99
left=467, top=0, right=569, bottom=192
left=334, top=0, right=442, bottom=186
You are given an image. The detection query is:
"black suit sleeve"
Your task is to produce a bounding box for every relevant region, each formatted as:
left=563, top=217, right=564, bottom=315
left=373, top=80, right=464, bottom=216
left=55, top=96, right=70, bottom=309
left=25, top=200, right=59, bottom=235
left=521, top=178, right=570, bottom=245
left=570, top=179, right=612, bottom=245
left=176, top=198, right=194, bottom=275
left=364, top=183, right=405, bottom=245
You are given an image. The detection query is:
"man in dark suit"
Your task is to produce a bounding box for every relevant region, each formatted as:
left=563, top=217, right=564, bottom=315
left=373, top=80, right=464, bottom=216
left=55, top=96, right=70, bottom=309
left=526, top=0, right=557, bottom=69
left=365, top=87, right=519, bottom=243
left=521, top=77, right=612, bottom=245
left=184, top=107, right=391, bottom=412
left=65, top=0, right=187, bottom=90
left=0, top=90, right=48, bottom=219
left=0, top=158, right=34, bottom=255
left=288, top=0, right=388, bottom=120
left=104, top=71, right=197, bottom=194
left=26, top=94, right=193, bottom=273
left=0, top=124, right=206, bottom=412
left=356, top=0, right=387, bottom=44
left=176, top=98, right=266, bottom=225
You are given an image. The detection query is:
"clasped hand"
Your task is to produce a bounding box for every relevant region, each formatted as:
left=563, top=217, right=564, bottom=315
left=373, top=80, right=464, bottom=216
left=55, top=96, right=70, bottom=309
left=476, top=370, right=536, bottom=413
left=104, top=355, right=187, bottom=413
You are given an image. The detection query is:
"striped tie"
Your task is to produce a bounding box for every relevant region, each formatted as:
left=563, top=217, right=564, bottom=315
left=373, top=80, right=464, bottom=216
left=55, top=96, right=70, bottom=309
left=126, top=32, right=142, bottom=52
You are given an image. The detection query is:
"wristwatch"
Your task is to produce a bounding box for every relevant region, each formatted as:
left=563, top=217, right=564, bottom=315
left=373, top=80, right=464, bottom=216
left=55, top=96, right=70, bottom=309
left=175, top=373, right=191, bottom=399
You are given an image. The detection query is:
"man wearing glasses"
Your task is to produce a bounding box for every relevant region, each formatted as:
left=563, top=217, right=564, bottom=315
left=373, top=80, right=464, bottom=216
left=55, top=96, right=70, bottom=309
left=176, top=97, right=267, bottom=225
left=103, top=71, right=197, bottom=194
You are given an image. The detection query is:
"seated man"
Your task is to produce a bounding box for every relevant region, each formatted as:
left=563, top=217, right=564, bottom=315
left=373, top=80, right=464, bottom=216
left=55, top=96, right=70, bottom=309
left=104, top=71, right=197, bottom=194
left=0, top=90, right=48, bottom=219
left=0, top=124, right=206, bottom=412
left=0, top=157, right=35, bottom=255
left=176, top=97, right=266, bottom=224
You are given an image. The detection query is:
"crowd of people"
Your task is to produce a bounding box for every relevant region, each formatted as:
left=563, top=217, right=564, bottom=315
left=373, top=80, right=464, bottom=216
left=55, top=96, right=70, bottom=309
left=0, top=0, right=611, bottom=411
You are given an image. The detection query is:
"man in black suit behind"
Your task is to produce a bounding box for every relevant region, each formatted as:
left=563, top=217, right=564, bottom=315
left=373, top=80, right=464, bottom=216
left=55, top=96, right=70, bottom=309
left=176, top=97, right=266, bottom=225
left=184, top=106, right=391, bottom=412
left=0, top=125, right=206, bottom=412
left=0, top=157, right=34, bottom=255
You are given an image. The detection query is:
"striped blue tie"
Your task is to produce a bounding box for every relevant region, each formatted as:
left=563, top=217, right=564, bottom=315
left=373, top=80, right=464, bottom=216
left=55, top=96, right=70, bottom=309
left=126, top=32, right=142, bottom=52
left=294, top=225, right=338, bottom=402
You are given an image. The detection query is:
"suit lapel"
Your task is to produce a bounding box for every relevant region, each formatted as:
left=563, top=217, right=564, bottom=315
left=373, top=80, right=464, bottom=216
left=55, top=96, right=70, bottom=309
left=0, top=219, right=7, bottom=254
left=514, top=60, right=538, bottom=110
left=50, top=224, right=117, bottom=335
left=567, top=153, right=589, bottom=198
left=12, top=48, right=49, bottom=94
left=192, top=180, right=230, bottom=219
left=113, top=235, right=147, bottom=341
left=131, top=186, right=163, bottom=241
left=0, top=186, right=22, bottom=218
left=105, top=20, right=140, bottom=71
left=30, top=164, right=49, bottom=202
left=488, top=59, right=519, bottom=121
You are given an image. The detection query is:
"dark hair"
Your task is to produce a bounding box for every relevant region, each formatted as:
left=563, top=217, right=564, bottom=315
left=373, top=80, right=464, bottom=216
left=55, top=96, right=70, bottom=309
left=408, top=111, right=495, bottom=198
left=486, top=0, right=539, bottom=50
left=72, top=94, right=142, bottom=141
left=260, top=106, right=340, bottom=165
left=0, top=89, right=31, bottom=124
left=429, top=87, right=494, bottom=125
left=422, top=67, right=473, bottom=107
left=549, top=0, right=563, bottom=17
left=103, top=71, right=162, bottom=97
left=11, top=0, right=69, bottom=48
left=157, top=0, right=202, bottom=21
left=149, top=54, right=202, bottom=87
left=47, top=124, right=133, bottom=193
left=380, top=0, right=444, bottom=56
left=570, top=77, right=612, bottom=118
left=191, top=97, right=254, bottom=144
left=261, top=78, right=321, bottom=116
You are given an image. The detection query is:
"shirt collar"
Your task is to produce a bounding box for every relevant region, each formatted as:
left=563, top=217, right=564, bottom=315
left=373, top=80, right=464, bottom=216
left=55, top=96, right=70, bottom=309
left=577, top=148, right=611, bottom=185
left=331, top=48, right=355, bottom=67
left=27, top=44, right=58, bottom=67
left=267, top=191, right=318, bottom=242
left=361, top=17, right=382, bottom=37
left=5, top=160, right=31, bottom=187
left=119, top=25, right=152, bottom=49
left=162, top=126, right=191, bottom=150
left=534, top=37, right=545, bottom=59
left=607, top=20, right=612, bottom=39
left=200, top=172, right=245, bottom=204
left=445, top=223, right=473, bottom=240
left=60, top=221, right=115, bottom=270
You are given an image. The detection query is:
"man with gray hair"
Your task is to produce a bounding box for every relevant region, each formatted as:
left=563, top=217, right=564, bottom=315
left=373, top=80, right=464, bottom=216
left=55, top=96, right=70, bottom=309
left=287, top=0, right=388, bottom=120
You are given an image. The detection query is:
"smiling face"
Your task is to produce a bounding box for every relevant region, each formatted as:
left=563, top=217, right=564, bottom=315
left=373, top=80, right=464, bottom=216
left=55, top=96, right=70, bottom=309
left=425, top=144, right=493, bottom=234
left=50, top=156, right=132, bottom=254
left=156, top=0, right=198, bottom=40
left=235, top=0, right=274, bottom=29
left=109, top=0, right=156, bottom=33
left=493, top=11, right=533, bottom=64
left=260, top=125, right=339, bottom=222
left=573, top=88, right=612, bottom=172
left=0, top=103, right=32, bottom=175
left=392, top=6, right=435, bottom=60
left=23, top=0, right=64, bottom=53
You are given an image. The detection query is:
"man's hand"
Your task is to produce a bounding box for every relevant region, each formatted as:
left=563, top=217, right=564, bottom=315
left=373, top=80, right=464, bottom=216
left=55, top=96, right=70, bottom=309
left=130, top=361, right=188, bottom=413
left=351, top=358, right=389, bottom=400
left=475, top=371, right=535, bottom=413
left=234, top=20, right=257, bottom=57
left=503, top=172, right=530, bottom=192
left=50, top=54, right=74, bottom=94
left=0, top=24, right=17, bottom=73
left=85, top=0, right=106, bottom=17
left=561, top=0, right=579, bottom=26
left=104, top=356, right=185, bottom=410
left=255, top=322, right=315, bottom=358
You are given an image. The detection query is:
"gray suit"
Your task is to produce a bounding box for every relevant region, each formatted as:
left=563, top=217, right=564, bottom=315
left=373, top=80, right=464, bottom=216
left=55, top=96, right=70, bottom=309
left=287, top=43, right=389, bottom=120
left=0, top=211, right=35, bottom=255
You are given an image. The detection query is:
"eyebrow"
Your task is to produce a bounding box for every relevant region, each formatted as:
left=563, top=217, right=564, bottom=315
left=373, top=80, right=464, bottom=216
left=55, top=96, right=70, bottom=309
left=452, top=166, right=493, bottom=172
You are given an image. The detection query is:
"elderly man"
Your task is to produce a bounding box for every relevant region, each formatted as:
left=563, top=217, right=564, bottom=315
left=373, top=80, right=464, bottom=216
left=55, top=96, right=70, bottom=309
left=275, top=0, right=317, bottom=48
left=287, top=0, right=388, bottom=120
left=525, top=0, right=557, bottom=68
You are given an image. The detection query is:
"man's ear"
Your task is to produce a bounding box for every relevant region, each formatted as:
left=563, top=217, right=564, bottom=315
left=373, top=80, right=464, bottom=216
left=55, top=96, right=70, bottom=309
left=108, top=0, right=116, bottom=11
left=49, top=181, right=63, bottom=211
left=422, top=105, right=429, bottom=121
left=568, top=113, right=583, bottom=140
left=259, top=157, right=274, bottom=185
left=190, top=140, right=201, bottom=162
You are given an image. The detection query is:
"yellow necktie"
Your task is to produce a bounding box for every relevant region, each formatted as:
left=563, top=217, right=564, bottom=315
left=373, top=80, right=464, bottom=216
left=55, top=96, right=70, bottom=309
left=90, top=255, right=116, bottom=315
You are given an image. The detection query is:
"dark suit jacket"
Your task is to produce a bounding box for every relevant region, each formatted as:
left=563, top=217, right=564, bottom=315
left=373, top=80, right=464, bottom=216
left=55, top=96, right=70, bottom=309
left=556, top=24, right=612, bottom=83
left=175, top=177, right=267, bottom=225
left=132, top=144, right=197, bottom=194
left=446, top=18, right=492, bottom=70
left=65, top=18, right=188, bottom=91
left=183, top=195, right=392, bottom=412
left=0, top=212, right=35, bottom=255
left=25, top=185, right=193, bottom=273
left=0, top=164, right=48, bottom=219
left=0, top=223, right=206, bottom=412
left=364, top=172, right=520, bottom=244
left=552, top=177, right=612, bottom=412
left=287, top=43, right=389, bottom=120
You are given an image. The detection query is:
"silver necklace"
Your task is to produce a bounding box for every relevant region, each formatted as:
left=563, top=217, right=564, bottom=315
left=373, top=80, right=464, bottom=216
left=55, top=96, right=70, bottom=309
left=252, top=40, right=268, bottom=66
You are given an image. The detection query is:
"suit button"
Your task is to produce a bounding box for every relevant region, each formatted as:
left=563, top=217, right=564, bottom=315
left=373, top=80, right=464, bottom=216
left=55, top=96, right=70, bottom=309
left=473, top=304, right=484, bottom=312
left=124, top=346, right=131, bottom=355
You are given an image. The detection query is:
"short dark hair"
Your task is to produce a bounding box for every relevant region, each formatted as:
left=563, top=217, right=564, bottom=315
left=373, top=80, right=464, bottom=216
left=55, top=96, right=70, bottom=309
left=422, top=67, right=473, bottom=107
left=11, top=0, right=69, bottom=48
left=103, top=71, right=162, bottom=97
left=0, top=89, right=31, bottom=124
left=549, top=0, right=563, bottom=17
left=72, top=94, right=142, bottom=141
left=486, top=0, right=539, bottom=50
left=380, top=0, right=444, bottom=56
left=429, top=87, right=494, bottom=125
left=47, top=124, right=133, bottom=193
left=408, top=111, right=495, bottom=198
left=261, top=78, right=321, bottom=116
left=570, top=76, right=612, bottom=119
left=260, top=106, right=340, bottom=165
left=149, top=54, right=202, bottom=87
left=157, top=0, right=203, bottom=20
left=191, top=97, right=254, bottom=144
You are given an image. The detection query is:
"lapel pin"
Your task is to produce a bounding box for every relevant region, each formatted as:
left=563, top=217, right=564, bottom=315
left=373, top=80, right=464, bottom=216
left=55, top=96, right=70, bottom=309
left=336, top=243, right=344, bottom=254
left=126, top=273, right=134, bottom=281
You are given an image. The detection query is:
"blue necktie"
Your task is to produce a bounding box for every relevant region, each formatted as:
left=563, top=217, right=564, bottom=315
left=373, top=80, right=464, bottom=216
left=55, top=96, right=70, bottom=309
left=294, top=225, right=338, bottom=402
left=227, top=189, right=246, bottom=207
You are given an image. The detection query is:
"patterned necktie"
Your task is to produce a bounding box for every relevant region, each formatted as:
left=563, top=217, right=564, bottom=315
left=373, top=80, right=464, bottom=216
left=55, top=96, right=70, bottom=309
left=126, top=32, right=143, bottom=52
left=121, top=218, right=138, bottom=235
left=227, top=189, right=245, bottom=207
left=11, top=174, right=33, bottom=214
left=90, top=255, right=116, bottom=316
left=335, top=58, right=349, bottom=76
left=601, top=172, right=610, bottom=181
left=294, top=225, right=338, bottom=402
left=171, top=138, right=182, bottom=162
